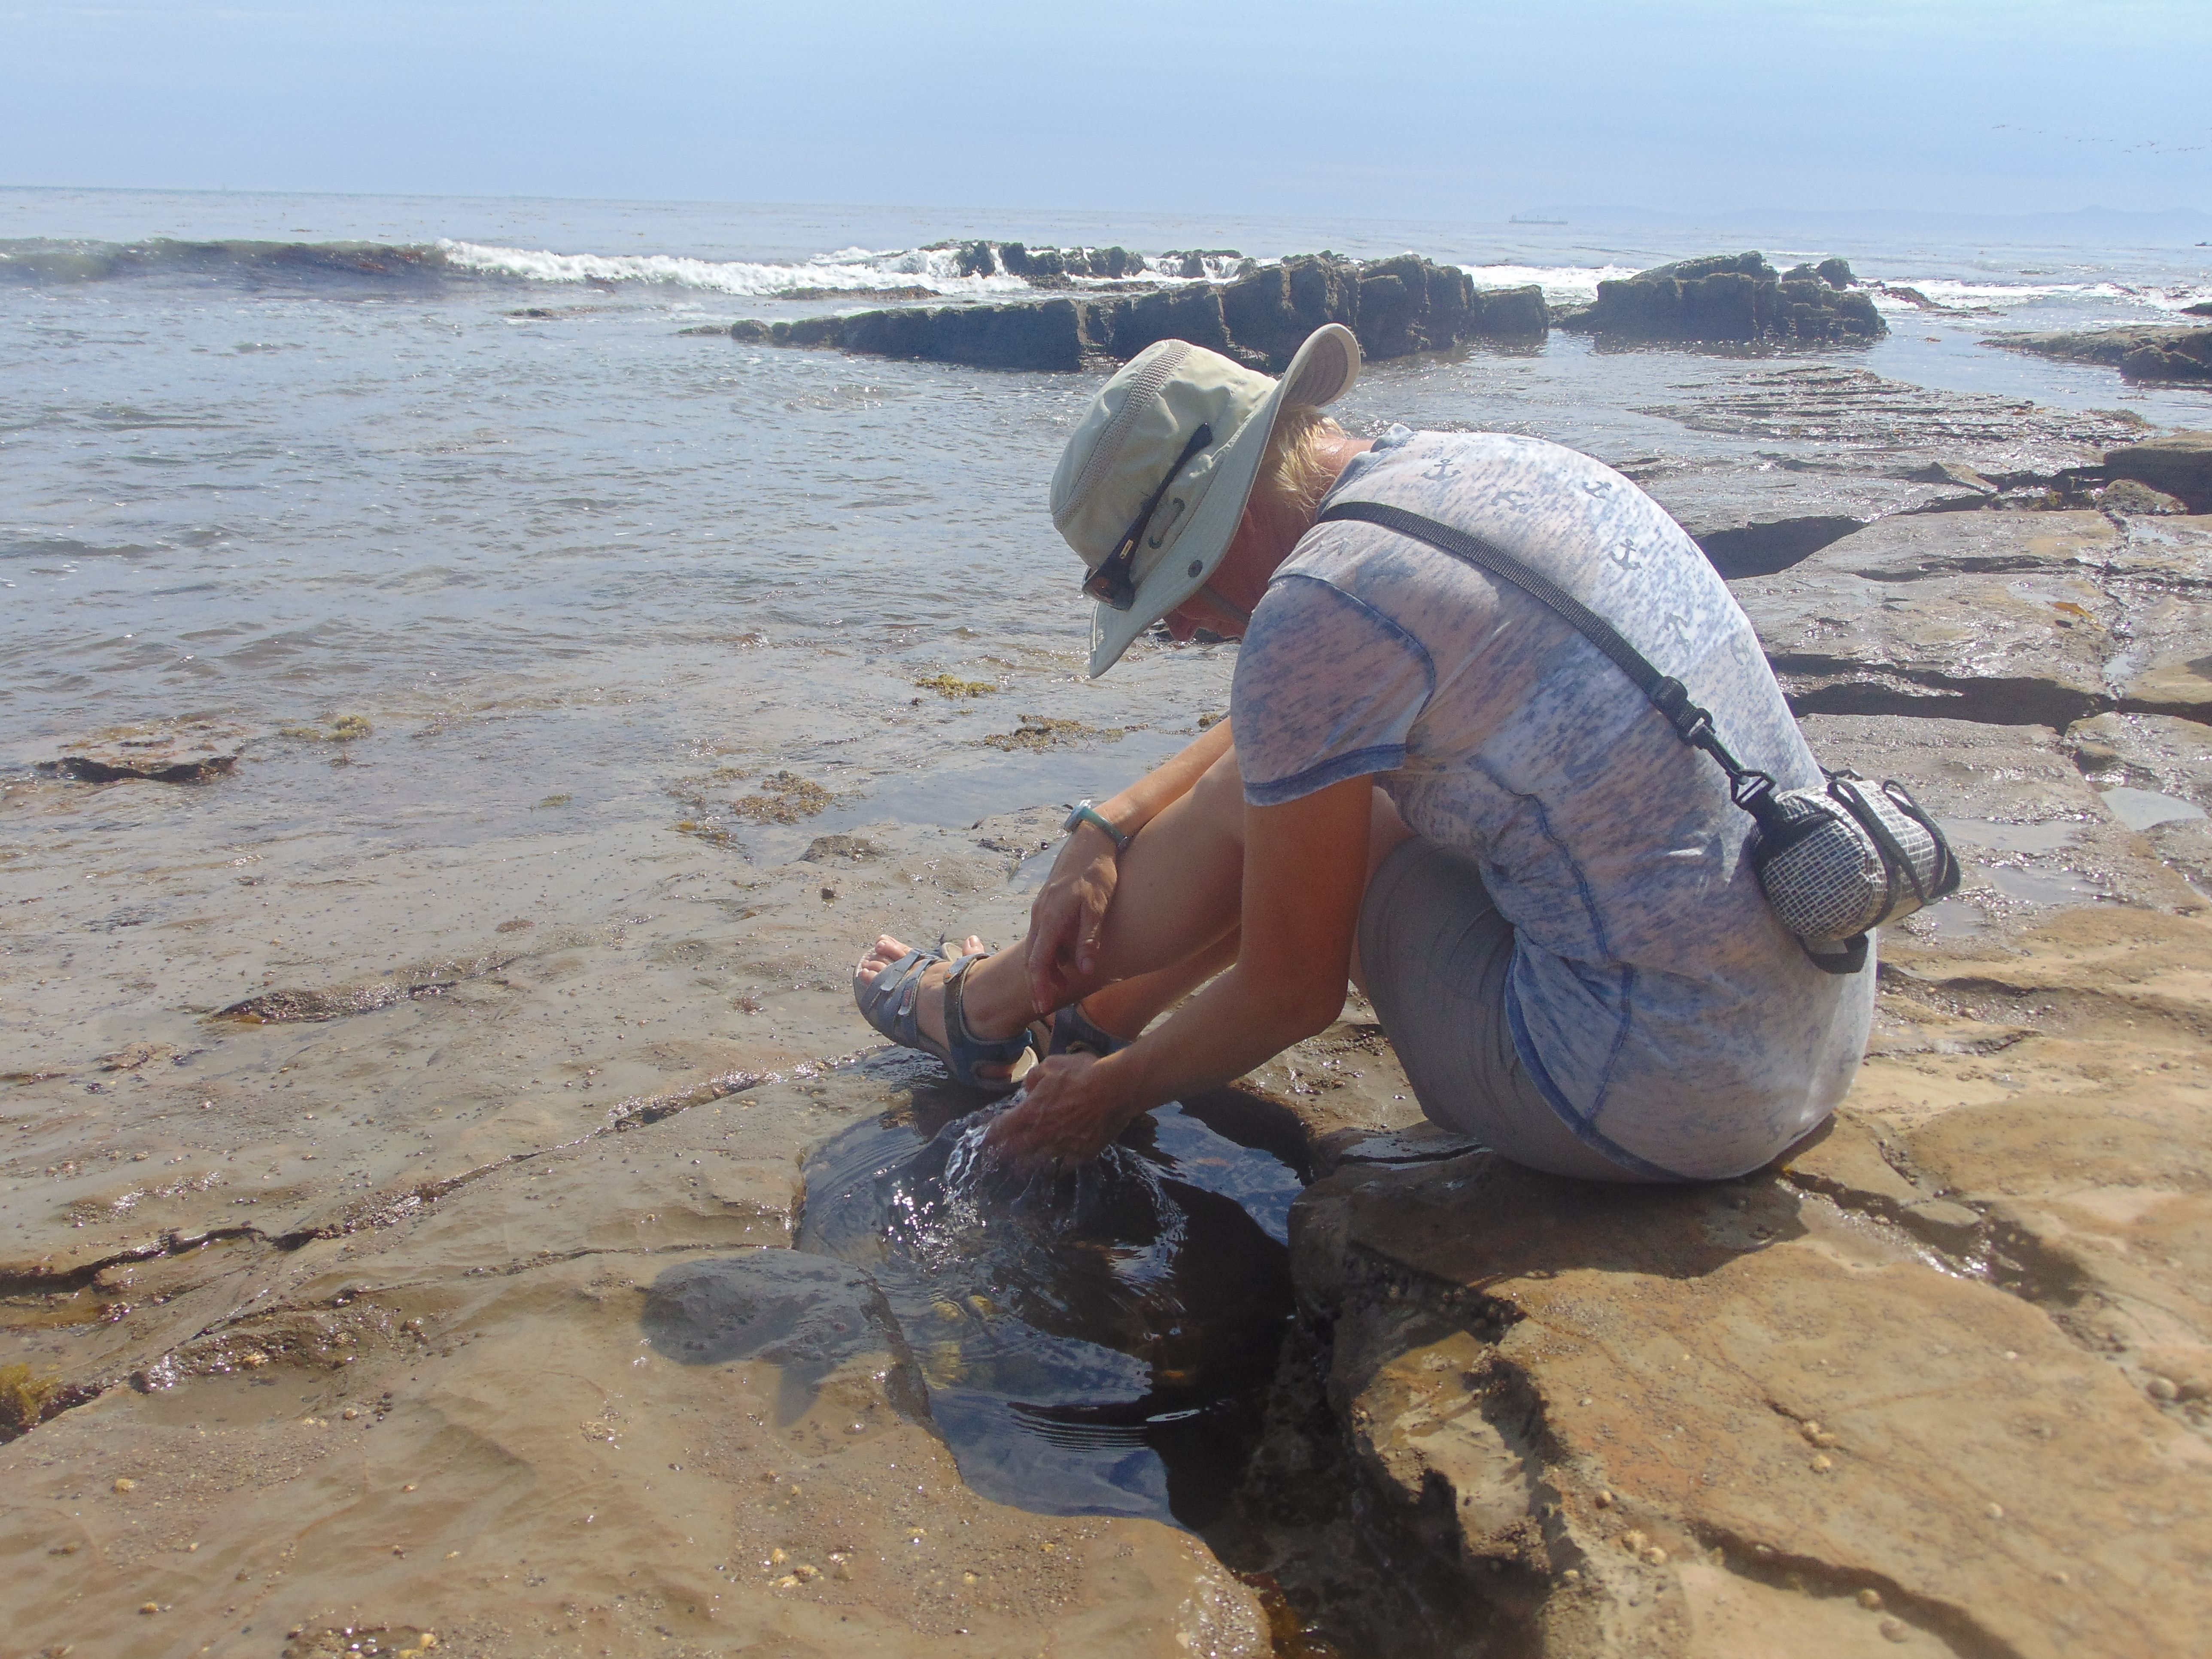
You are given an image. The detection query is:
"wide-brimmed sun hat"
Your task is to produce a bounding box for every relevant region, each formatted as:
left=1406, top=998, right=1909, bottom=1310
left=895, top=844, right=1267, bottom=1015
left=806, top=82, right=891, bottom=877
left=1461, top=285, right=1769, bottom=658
left=1050, top=323, right=1360, bottom=678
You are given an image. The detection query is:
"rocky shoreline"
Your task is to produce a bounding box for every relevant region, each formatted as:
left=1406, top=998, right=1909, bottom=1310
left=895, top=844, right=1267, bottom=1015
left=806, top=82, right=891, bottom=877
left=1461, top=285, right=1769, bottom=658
left=4, top=368, right=2212, bottom=1653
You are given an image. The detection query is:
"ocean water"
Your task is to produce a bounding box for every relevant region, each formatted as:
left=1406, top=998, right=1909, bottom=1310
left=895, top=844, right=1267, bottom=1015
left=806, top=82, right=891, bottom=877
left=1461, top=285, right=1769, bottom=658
left=6, top=191, right=2209, bottom=843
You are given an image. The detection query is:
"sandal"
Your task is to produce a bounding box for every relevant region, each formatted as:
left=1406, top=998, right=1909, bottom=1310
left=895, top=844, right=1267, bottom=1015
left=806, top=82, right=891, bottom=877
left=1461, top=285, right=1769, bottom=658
left=1047, top=1001, right=1133, bottom=1057
left=854, top=944, right=1039, bottom=1092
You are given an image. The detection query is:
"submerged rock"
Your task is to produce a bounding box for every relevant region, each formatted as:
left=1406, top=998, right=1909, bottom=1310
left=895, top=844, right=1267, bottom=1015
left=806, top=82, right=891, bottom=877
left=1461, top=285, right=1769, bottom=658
left=1559, top=250, right=1885, bottom=343
left=35, top=717, right=255, bottom=784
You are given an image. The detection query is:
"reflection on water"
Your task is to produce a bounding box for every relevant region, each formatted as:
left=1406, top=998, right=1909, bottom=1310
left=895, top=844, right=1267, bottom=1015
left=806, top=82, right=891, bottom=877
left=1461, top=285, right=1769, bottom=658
left=799, top=1095, right=1304, bottom=1527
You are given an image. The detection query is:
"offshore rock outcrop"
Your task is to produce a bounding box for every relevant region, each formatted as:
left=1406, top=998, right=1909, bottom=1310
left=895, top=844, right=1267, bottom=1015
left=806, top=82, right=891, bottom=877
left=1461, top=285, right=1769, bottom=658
left=1557, top=251, right=1887, bottom=344
left=730, top=253, right=1548, bottom=374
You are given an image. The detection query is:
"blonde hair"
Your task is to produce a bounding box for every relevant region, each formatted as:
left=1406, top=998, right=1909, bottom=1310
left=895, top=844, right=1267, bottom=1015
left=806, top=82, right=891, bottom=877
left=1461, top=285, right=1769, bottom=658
left=1254, top=403, right=1345, bottom=521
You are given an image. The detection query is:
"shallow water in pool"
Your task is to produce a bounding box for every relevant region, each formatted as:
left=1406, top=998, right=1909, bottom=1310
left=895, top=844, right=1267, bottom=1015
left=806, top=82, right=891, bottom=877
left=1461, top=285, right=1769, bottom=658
left=798, top=1092, right=1307, bottom=1527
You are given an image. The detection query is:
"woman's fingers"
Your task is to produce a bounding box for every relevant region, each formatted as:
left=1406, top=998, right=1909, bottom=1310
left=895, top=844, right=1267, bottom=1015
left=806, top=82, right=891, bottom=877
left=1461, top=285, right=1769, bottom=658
left=984, top=1054, right=1105, bottom=1166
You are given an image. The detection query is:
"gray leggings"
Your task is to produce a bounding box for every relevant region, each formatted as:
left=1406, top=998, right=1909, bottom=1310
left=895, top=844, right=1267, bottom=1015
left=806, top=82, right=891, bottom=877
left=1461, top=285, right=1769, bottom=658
left=1357, top=836, right=1664, bottom=1184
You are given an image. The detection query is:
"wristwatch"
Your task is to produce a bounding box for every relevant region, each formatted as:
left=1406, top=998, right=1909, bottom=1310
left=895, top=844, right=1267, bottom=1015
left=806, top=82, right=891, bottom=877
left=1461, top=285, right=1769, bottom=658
left=1063, top=799, right=1132, bottom=854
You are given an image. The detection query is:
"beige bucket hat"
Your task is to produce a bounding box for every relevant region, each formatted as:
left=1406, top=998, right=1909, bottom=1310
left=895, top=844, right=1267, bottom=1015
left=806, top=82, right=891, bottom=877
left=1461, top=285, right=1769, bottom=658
left=1050, top=323, right=1361, bottom=678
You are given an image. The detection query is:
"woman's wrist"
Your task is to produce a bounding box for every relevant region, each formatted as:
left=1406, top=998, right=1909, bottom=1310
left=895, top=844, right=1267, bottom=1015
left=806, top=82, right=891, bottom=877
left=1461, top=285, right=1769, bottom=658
left=1064, top=800, right=1131, bottom=853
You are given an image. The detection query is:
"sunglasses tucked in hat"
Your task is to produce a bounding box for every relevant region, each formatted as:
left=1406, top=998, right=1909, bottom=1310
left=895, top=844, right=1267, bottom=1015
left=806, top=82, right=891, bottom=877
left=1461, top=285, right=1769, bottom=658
left=1049, top=323, right=1361, bottom=678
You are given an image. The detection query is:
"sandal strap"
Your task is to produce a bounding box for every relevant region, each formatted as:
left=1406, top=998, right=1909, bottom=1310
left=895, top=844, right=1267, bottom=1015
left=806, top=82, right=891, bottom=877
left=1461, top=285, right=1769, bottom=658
left=942, top=955, right=1038, bottom=1081
left=1050, top=1002, right=1132, bottom=1057
left=854, top=946, right=943, bottom=1055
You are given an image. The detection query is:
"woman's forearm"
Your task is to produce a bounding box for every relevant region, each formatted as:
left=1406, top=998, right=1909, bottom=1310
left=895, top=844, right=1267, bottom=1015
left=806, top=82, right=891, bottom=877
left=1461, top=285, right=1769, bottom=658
left=1092, top=955, right=1346, bottom=1130
left=1096, top=719, right=1232, bottom=839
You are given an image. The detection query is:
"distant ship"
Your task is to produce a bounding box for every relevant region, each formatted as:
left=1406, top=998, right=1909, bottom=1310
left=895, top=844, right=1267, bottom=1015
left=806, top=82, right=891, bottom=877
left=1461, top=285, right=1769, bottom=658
left=1510, top=215, right=1568, bottom=225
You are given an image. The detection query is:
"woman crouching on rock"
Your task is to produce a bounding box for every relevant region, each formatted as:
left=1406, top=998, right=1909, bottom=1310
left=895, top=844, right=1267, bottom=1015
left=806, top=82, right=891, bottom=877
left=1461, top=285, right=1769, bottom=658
left=854, top=324, right=1873, bottom=1183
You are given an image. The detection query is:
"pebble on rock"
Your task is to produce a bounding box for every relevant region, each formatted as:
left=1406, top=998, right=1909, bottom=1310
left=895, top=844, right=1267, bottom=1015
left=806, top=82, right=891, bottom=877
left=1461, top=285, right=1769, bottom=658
left=1986, top=1503, right=2005, bottom=1521
left=1880, top=1618, right=1910, bottom=1643
left=1811, top=1454, right=1835, bottom=1473
left=1858, top=1588, right=1885, bottom=1610
left=2146, top=1375, right=2179, bottom=1401
left=112, top=1478, right=136, bottom=1493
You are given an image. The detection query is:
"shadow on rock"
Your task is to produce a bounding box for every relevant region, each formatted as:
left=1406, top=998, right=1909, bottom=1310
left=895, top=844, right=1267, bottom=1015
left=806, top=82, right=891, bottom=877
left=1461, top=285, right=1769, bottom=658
left=639, top=1248, right=930, bottom=1425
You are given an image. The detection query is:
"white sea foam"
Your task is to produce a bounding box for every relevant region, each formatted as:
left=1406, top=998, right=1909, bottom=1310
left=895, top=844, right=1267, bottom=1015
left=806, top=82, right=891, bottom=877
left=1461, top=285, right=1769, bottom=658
left=437, top=239, right=1033, bottom=298
left=1863, top=276, right=2198, bottom=314
left=1461, top=262, right=1641, bottom=304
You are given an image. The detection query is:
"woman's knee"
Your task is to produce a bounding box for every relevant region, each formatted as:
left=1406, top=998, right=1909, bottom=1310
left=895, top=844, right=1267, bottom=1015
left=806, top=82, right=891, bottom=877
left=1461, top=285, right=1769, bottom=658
left=1187, top=744, right=1246, bottom=828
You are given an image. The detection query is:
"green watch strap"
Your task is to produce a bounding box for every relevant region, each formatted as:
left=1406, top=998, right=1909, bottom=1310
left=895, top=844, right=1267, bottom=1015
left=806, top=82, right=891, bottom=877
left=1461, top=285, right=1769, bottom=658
left=1065, top=799, right=1131, bottom=854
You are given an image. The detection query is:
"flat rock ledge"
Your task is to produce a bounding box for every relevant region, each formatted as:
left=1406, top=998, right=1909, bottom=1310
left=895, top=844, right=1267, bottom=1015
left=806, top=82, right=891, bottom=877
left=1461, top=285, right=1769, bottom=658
left=1731, top=508, right=2212, bottom=726
left=1992, top=325, right=2212, bottom=384
left=1231, top=899, right=2212, bottom=1659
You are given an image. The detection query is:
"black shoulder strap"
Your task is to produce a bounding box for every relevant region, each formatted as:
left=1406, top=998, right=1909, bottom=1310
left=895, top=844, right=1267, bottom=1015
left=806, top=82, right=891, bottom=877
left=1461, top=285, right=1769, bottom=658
left=1317, top=498, right=1778, bottom=816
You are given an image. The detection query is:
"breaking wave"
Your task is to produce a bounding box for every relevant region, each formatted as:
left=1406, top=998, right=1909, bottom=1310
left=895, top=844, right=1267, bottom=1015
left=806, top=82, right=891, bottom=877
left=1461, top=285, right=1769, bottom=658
left=0, top=235, right=1252, bottom=299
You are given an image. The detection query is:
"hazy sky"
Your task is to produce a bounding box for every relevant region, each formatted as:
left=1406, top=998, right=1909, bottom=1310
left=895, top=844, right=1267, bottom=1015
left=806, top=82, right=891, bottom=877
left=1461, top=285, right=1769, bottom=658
left=3, top=0, right=2206, bottom=219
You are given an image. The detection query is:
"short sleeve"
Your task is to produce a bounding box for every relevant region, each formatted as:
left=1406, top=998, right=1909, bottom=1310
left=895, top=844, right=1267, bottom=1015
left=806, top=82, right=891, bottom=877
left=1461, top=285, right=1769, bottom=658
left=1231, top=571, right=1435, bottom=806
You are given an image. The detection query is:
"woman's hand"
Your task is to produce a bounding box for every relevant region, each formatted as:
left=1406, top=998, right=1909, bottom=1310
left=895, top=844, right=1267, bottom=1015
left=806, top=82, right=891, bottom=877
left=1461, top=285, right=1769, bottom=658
left=984, top=1053, right=1132, bottom=1170
left=1024, top=824, right=1118, bottom=1014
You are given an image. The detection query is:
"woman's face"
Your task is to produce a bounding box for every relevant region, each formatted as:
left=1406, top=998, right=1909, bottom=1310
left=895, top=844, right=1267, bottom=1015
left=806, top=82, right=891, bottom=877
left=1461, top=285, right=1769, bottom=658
left=1161, top=585, right=1252, bottom=643
left=1158, top=507, right=1267, bottom=642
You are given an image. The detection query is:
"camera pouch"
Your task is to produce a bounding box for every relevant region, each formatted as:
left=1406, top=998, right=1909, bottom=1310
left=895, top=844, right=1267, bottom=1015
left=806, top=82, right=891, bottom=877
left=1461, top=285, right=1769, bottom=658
left=1747, top=771, right=1960, bottom=974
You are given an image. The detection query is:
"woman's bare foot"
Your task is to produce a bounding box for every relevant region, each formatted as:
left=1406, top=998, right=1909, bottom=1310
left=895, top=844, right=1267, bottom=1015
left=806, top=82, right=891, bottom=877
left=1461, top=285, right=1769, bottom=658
left=853, top=933, right=1036, bottom=1082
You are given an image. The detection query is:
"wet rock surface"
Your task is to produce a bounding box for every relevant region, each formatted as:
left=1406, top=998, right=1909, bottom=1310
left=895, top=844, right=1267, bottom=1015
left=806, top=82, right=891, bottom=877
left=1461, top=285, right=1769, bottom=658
left=1732, top=509, right=2212, bottom=726
left=9, top=347, right=2212, bottom=1659
left=1991, top=325, right=2212, bottom=383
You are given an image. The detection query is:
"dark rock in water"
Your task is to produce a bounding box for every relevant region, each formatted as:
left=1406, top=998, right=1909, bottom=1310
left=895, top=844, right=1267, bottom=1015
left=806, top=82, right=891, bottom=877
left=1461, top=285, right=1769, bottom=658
left=1563, top=249, right=1885, bottom=343
left=956, top=240, right=995, bottom=277
left=746, top=250, right=1549, bottom=375
left=1991, top=326, right=2212, bottom=383
left=799, top=298, right=1093, bottom=371
left=2186, top=300, right=2212, bottom=318
left=1780, top=259, right=1856, bottom=290
left=1093, top=284, right=1236, bottom=360
left=641, top=1249, right=930, bottom=1424
left=778, top=313, right=845, bottom=349
left=1468, top=282, right=1549, bottom=337
left=1215, top=257, right=1358, bottom=371
left=2105, top=431, right=2212, bottom=512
